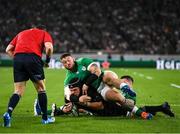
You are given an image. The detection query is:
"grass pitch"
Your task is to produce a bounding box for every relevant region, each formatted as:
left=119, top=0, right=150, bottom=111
left=0, top=67, right=180, bottom=133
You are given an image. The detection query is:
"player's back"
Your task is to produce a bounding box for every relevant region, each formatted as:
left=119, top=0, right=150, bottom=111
left=14, top=28, right=44, bottom=55
left=17, top=28, right=44, bottom=44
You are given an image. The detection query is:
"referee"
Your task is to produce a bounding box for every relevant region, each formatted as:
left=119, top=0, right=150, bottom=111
left=3, top=25, right=54, bottom=127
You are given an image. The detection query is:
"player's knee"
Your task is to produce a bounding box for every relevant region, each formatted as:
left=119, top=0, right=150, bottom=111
left=104, top=71, right=118, bottom=79
left=103, top=75, right=113, bottom=86
left=34, top=81, right=46, bottom=91
left=103, top=71, right=119, bottom=86
left=14, top=89, right=24, bottom=96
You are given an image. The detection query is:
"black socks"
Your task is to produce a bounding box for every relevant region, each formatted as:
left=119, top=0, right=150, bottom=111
left=142, top=105, right=162, bottom=115
left=7, top=93, right=21, bottom=116
left=38, top=91, right=48, bottom=120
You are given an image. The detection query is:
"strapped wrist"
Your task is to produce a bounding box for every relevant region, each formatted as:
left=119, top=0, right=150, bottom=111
left=45, top=55, right=51, bottom=63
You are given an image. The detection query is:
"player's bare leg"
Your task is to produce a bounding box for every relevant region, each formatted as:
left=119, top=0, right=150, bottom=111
left=103, top=70, right=129, bottom=88
left=105, top=89, right=135, bottom=110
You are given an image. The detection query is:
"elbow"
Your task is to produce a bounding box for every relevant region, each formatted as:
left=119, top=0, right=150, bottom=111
left=6, top=44, right=14, bottom=53
left=5, top=44, right=14, bottom=58
left=5, top=47, right=9, bottom=54
left=5, top=50, right=12, bottom=56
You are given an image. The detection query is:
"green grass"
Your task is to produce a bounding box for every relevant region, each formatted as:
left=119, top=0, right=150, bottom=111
left=0, top=67, right=180, bottom=133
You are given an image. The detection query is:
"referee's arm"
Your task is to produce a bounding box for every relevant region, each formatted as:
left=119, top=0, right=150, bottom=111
left=6, top=44, right=15, bottom=58
left=44, top=42, right=53, bottom=65
left=44, top=42, right=53, bottom=57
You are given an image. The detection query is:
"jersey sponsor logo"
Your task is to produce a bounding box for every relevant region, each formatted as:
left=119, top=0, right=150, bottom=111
left=82, top=66, right=86, bottom=71
left=76, top=71, right=79, bottom=74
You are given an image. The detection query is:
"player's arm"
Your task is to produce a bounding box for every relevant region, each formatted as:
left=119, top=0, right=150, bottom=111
left=45, top=42, right=53, bottom=56
left=82, top=62, right=101, bottom=94
left=79, top=58, right=101, bottom=76
left=69, top=93, right=104, bottom=110
left=84, top=101, right=104, bottom=110
left=78, top=95, right=104, bottom=110
left=64, top=85, right=71, bottom=102
left=87, top=62, right=101, bottom=76
left=6, top=44, right=15, bottom=58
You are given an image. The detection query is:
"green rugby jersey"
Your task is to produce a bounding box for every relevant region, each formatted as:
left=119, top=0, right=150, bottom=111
left=64, top=58, right=102, bottom=89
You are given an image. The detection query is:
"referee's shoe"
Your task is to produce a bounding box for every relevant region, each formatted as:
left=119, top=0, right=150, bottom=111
left=3, top=112, right=11, bottom=127
left=42, top=117, right=55, bottom=124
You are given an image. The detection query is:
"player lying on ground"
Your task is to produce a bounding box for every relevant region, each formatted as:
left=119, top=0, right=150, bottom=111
left=61, top=53, right=147, bottom=118
left=34, top=76, right=174, bottom=118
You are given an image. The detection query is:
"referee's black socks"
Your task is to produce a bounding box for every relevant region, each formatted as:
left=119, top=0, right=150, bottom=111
left=38, top=91, right=48, bottom=120
left=7, top=93, right=21, bottom=117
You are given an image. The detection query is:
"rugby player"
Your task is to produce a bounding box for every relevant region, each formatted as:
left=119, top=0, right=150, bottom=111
left=34, top=76, right=174, bottom=118
left=60, top=53, right=150, bottom=119
left=61, top=54, right=134, bottom=107
left=66, top=77, right=174, bottom=117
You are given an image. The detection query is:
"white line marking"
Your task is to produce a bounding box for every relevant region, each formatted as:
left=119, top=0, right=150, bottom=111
left=139, top=74, right=144, bottom=77
left=146, top=76, right=153, bottom=80
left=171, top=104, right=180, bottom=107
left=170, top=83, right=180, bottom=89
left=132, top=72, right=153, bottom=80
left=139, top=104, right=180, bottom=107
left=133, top=72, right=137, bottom=75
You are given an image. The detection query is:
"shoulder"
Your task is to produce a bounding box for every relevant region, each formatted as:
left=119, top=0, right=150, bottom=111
left=18, top=29, right=30, bottom=35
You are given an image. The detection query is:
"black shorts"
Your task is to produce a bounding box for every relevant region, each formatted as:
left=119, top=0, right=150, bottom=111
left=13, top=53, right=45, bottom=82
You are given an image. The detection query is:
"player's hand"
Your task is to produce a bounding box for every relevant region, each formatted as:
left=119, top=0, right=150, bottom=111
left=44, top=62, right=49, bottom=67
left=79, top=95, right=91, bottom=103
left=62, top=103, right=73, bottom=113
left=82, top=84, right=88, bottom=95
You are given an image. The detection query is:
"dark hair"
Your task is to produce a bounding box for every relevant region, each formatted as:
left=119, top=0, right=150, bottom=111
left=120, top=75, right=134, bottom=83
left=60, top=53, right=72, bottom=60
left=31, top=23, right=47, bottom=30
left=36, top=24, right=47, bottom=30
